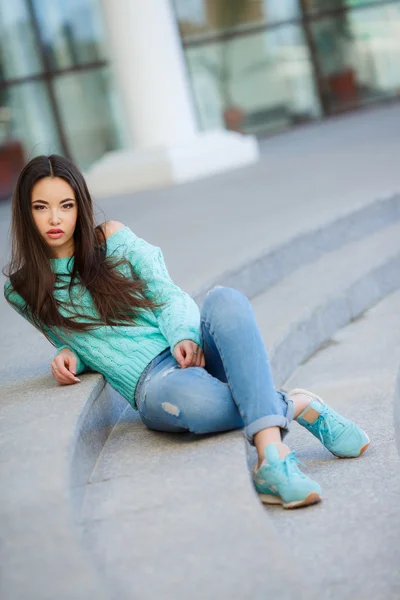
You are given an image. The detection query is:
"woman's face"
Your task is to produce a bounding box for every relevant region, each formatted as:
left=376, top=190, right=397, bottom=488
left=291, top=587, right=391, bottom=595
left=31, top=177, right=78, bottom=258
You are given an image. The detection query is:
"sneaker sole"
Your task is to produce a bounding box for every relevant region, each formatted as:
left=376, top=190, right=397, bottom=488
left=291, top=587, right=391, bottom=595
left=332, top=439, right=370, bottom=459
left=259, top=492, right=322, bottom=509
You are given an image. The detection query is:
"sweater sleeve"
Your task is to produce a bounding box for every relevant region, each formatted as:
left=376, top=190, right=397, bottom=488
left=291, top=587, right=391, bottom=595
left=4, top=280, right=88, bottom=375
left=113, top=228, right=202, bottom=351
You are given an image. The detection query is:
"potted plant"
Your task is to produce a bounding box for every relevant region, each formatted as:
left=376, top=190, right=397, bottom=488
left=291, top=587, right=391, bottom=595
left=190, top=0, right=266, bottom=131
left=214, top=0, right=250, bottom=131
left=0, top=107, right=25, bottom=200
left=311, top=0, right=359, bottom=110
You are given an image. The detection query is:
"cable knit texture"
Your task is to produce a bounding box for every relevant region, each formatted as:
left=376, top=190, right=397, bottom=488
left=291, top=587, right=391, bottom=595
left=4, top=227, right=202, bottom=407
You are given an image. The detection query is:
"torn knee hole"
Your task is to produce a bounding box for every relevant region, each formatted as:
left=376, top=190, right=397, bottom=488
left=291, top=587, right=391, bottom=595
left=161, top=402, right=180, bottom=416
left=206, top=285, right=224, bottom=297
left=161, top=366, right=179, bottom=379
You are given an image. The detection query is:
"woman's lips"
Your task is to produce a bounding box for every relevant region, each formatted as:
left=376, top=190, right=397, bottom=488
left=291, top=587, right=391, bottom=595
left=47, top=231, right=64, bottom=239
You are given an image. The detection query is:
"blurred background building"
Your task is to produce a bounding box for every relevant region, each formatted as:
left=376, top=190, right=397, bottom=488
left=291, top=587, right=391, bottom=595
left=1, top=0, right=400, bottom=197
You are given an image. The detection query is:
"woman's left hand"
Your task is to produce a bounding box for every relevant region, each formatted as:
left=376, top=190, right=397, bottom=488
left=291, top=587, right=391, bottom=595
left=173, top=340, right=205, bottom=369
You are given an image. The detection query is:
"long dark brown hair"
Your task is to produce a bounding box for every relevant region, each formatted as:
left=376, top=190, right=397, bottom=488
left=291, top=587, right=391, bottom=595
left=3, top=154, right=163, bottom=343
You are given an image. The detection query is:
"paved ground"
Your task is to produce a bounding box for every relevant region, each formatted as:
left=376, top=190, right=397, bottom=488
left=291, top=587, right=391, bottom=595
left=77, top=277, right=400, bottom=600
left=2, top=104, right=400, bottom=600
left=272, top=289, right=400, bottom=600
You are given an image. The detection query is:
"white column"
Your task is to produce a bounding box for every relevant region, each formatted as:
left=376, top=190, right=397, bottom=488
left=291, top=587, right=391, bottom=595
left=100, top=0, right=197, bottom=149
left=87, top=0, right=259, bottom=196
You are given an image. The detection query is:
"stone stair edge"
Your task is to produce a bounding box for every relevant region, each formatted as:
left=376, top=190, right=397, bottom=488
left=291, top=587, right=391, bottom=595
left=193, top=192, right=400, bottom=304
left=272, top=253, right=400, bottom=388
left=394, top=364, right=400, bottom=459
left=254, top=219, right=400, bottom=347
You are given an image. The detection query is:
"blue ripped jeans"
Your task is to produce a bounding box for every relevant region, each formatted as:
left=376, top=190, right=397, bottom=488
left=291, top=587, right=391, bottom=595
left=134, top=287, right=294, bottom=444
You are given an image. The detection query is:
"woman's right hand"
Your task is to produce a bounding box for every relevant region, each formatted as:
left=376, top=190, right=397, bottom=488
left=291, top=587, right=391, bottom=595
left=51, top=348, right=81, bottom=385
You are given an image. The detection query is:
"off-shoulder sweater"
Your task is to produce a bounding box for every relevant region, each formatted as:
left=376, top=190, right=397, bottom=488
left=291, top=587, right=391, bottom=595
left=4, top=227, right=202, bottom=407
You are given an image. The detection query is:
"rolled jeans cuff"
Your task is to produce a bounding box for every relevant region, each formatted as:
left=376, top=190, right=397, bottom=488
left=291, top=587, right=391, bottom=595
left=244, top=393, right=295, bottom=445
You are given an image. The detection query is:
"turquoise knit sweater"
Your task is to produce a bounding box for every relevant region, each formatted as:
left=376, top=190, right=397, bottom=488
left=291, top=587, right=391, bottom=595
left=4, top=227, right=202, bottom=407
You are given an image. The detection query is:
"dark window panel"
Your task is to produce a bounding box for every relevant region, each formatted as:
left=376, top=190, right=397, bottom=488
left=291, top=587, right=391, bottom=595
left=0, top=0, right=43, bottom=79
left=31, top=0, right=107, bottom=70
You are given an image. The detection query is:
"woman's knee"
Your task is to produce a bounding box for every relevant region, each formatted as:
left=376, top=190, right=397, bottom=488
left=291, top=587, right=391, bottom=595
left=202, top=286, right=251, bottom=323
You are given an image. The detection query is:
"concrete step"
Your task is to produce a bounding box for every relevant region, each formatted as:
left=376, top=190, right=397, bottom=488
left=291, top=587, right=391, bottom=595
left=79, top=416, right=314, bottom=600
left=252, top=221, right=400, bottom=386
left=270, top=290, right=400, bottom=600
left=395, top=362, right=400, bottom=458
left=78, top=224, right=400, bottom=599
left=194, top=193, right=400, bottom=304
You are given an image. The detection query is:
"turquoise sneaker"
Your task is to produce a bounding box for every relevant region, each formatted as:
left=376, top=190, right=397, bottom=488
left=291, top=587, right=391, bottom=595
left=253, top=444, right=322, bottom=509
left=291, top=388, right=370, bottom=458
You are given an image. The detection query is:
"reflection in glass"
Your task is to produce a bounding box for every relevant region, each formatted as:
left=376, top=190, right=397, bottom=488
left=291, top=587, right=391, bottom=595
left=174, top=0, right=266, bottom=37
left=186, top=24, right=321, bottom=134
left=2, top=82, right=61, bottom=157
left=32, top=0, right=106, bottom=69
left=0, top=0, right=43, bottom=80
left=263, top=0, right=301, bottom=24
left=53, top=68, right=123, bottom=169
left=311, top=4, right=400, bottom=112
left=305, top=0, right=379, bottom=14
left=175, top=0, right=303, bottom=38
left=173, top=0, right=207, bottom=35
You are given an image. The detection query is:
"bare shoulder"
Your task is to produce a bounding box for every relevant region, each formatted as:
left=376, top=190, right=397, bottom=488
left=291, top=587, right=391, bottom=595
left=97, top=220, right=126, bottom=240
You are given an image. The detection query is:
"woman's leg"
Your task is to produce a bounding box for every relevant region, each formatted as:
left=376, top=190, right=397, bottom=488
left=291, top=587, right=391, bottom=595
left=200, top=287, right=368, bottom=461
left=200, top=287, right=322, bottom=508
left=135, top=289, right=321, bottom=508
left=136, top=288, right=292, bottom=444
left=201, top=286, right=293, bottom=466
left=136, top=351, right=244, bottom=435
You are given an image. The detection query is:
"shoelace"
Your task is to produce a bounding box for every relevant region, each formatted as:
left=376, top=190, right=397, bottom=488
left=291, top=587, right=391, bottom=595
left=313, top=406, right=345, bottom=445
left=255, top=451, right=307, bottom=485
left=282, top=451, right=307, bottom=479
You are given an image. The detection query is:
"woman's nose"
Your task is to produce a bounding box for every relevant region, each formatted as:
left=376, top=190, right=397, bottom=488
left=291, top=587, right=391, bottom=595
left=49, top=212, right=60, bottom=224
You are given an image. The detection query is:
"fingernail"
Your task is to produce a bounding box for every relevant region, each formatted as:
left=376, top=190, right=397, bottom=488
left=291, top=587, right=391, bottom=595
left=75, top=378, right=81, bottom=382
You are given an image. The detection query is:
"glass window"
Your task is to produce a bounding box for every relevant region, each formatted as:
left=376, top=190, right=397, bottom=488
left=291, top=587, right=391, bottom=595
left=53, top=68, right=123, bottom=169
left=0, top=104, right=11, bottom=144
left=263, top=0, right=301, bottom=23
left=0, top=0, right=43, bottom=80
left=0, top=0, right=122, bottom=181
left=32, top=0, right=107, bottom=70
left=305, top=0, right=382, bottom=14
left=175, top=1, right=303, bottom=38
left=310, top=3, right=400, bottom=112
left=173, top=0, right=208, bottom=34
left=1, top=82, right=61, bottom=157
left=185, top=25, right=321, bottom=134
left=175, top=0, right=267, bottom=37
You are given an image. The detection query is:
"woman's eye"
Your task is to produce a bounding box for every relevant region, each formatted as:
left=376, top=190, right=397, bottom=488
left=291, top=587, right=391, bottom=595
left=34, top=205, right=45, bottom=210
left=64, top=203, right=74, bottom=209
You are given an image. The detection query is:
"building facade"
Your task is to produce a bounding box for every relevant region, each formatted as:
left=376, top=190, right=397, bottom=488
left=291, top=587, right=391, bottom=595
left=1, top=0, right=400, bottom=191
left=177, top=0, right=400, bottom=134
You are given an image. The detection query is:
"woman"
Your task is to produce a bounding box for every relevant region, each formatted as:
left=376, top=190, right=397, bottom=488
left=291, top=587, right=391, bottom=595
left=3, top=155, right=369, bottom=509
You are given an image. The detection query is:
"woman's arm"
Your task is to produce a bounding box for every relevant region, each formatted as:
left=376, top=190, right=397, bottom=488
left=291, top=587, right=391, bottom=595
left=137, top=245, right=202, bottom=352
left=4, top=279, right=88, bottom=375
left=109, top=225, right=202, bottom=352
